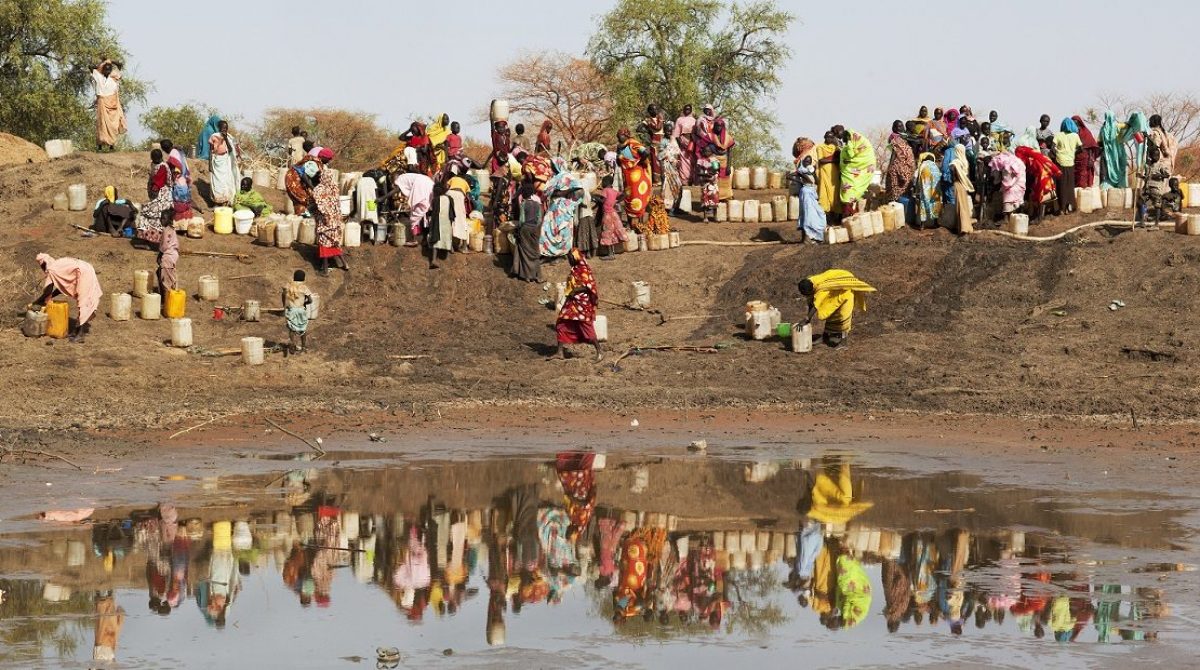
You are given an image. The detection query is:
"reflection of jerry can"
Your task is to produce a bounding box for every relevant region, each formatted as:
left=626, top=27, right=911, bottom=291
left=212, top=520, right=232, bottom=551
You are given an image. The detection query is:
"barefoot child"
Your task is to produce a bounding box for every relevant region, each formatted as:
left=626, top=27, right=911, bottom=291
left=597, top=176, right=626, bottom=259
left=282, top=270, right=313, bottom=355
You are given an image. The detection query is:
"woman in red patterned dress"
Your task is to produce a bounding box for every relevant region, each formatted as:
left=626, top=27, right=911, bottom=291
left=553, top=248, right=602, bottom=362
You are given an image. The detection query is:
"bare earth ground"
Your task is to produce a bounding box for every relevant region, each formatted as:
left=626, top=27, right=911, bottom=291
left=1, top=149, right=1199, bottom=450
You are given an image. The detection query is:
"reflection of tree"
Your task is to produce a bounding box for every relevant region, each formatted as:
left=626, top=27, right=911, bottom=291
left=726, top=568, right=788, bottom=636
left=0, top=579, right=88, bottom=663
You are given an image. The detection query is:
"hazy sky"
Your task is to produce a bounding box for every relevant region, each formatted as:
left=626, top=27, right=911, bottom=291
left=108, top=0, right=1200, bottom=152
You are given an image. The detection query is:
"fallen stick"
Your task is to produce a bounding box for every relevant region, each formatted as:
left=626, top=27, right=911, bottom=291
left=181, top=250, right=254, bottom=261
left=614, top=345, right=720, bottom=363
left=2, top=446, right=82, bottom=470
left=913, top=508, right=976, bottom=514
left=168, top=415, right=223, bottom=440
left=658, top=314, right=719, bottom=325
left=388, top=355, right=431, bottom=360
left=264, top=417, right=325, bottom=455
left=70, top=224, right=94, bottom=234
left=679, top=240, right=786, bottom=247
left=227, top=274, right=264, bottom=281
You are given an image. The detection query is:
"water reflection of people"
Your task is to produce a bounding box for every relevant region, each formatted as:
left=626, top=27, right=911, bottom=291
left=197, top=521, right=241, bottom=628
left=92, top=591, right=125, bottom=662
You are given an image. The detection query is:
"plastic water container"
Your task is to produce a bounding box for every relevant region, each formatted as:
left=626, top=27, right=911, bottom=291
left=623, top=235, right=639, bottom=252
left=554, top=281, right=568, bottom=311
left=1124, top=188, right=1133, bottom=209
left=733, top=167, right=751, bottom=190
left=344, top=220, right=361, bottom=247
left=241, top=336, right=264, bottom=365
left=339, top=195, right=352, bottom=217
left=170, top=318, right=192, bottom=347
left=1104, top=188, right=1124, bottom=209
left=744, top=199, right=760, bottom=223
left=845, top=215, right=866, bottom=241
left=198, top=275, right=220, bottom=302
left=44, top=139, right=73, bottom=159
left=22, top=310, right=47, bottom=337
left=594, top=314, right=608, bottom=342
left=473, top=169, right=491, bottom=194
left=213, top=207, right=233, bottom=234
left=759, top=201, right=773, bottom=222
left=484, top=233, right=493, bottom=255
left=870, top=210, right=885, bottom=235
left=52, top=193, right=68, bottom=210
left=825, top=226, right=841, bottom=244
left=45, top=302, right=69, bottom=337
left=728, top=199, right=743, bottom=222
left=257, top=221, right=276, bottom=246
left=669, top=231, right=681, bottom=248
left=678, top=187, right=692, bottom=213
left=187, top=218, right=205, bottom=239
left=881, top=204, right=899, bottom=231
left=751, top=167, right=768, bottom=190
left=745, top=310, right=775, bottom=340
left=243, top=299, right=260, bottom=322
left=791, top=322, right=812, bottom=352
left=470, top=232, right=485, bottom=252
left=1006, top=213, right=1029, bottom=236
left=140, top=292, right=161, bottom=320
left=715, top=202, right=728, bottom=222
left=788, top=196, right=800, bottom=220
left=306, top=293, right=320, bottom=320
left=252, top=168, right=272, bottom=188
left=647, top=233, right=668, bottom=251
left=768, top=171, right=783, bottom=190
left=637, top=233, right=647, bottom=252
left=630, top=281, right=650, bottom=308
left=276, top=167, right=288, bottom=190
left=489, top=99, right=510, bottom=123
left=67, top=184, right=87, bottom=211
left=132, top=269, right=150, bottom=298
left=771, top=197, right=787, bottom=221
left=1189, top=184, right=1200, bottom=207
left=298, top=218, right=316, bottom=245
left=233, top=209, right=254, bottom=234
left=165, top=289, right=186, bottom=319
left=276, top=220, right=296, bottom=247
left=109, top=293, right=131, bottom=321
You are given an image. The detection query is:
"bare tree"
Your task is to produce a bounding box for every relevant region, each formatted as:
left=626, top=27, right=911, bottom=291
left=493, top=51, right=613, bottom=147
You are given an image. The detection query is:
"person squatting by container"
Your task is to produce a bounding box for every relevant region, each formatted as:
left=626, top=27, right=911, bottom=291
left=282, top=270, right=313, bottom=355
left=31, top=254, right=103, bottom=343
left=553, top=249, right=602, bottom=362
left=798, top=269, right=876, bottom=348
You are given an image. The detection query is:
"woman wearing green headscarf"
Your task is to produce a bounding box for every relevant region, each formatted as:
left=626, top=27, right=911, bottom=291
left=1099, top=111, right=1126, bottom=190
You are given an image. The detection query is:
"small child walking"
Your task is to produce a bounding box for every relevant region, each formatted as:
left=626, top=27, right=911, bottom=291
left=282, top=270, right=313, bottom=355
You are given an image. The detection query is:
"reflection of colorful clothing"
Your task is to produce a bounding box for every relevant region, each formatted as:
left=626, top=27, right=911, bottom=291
left=837, top=555, right=873, bottom=627
left=537, top=508, right=576, bottom=570
left=554, top=452, right=596, bottom=540
left=619, top=139, right=652, bottom=217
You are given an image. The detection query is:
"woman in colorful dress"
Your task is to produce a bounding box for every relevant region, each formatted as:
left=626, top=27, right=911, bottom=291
left=885, top=121, right=916, bottom=202
left=660, top=136, right=684, bottom=214
left=617, top=127, right=652, bottom=225
left=309, top=148, right=347, bottom=275
left=915, top=152, right=943, bottom=227
left=815, top=132, right=841, bottom=220
left=1071, top=115, right=1100, bottom=189
left=793, top=137, right=825, bottom=242
left=553, top=248, right=602, bottom=362
left=1016, top=145, right=1062, bottom=219
left=837, top=127, right=876, bottom=214
left=538, top=158, right=583, bottom=258
left=135, top=149, right=172, bottom=245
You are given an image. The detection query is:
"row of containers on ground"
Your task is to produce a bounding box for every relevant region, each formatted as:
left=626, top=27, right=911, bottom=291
left=21, top=268, right=315, bottom=366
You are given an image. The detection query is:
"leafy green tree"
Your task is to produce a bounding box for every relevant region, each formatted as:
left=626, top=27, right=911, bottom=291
left=140, top=103, right=216, bottom=152
left=0, top=0, right=149, bottom=145
left=588, top=0, right=793, bottom=167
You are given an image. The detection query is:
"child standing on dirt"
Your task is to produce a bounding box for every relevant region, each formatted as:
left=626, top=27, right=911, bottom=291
left=696, top=148, right=720, bottom=222
left=282, top=270, right=313, bottom=355
left=597, top=175, right=626, bottom=260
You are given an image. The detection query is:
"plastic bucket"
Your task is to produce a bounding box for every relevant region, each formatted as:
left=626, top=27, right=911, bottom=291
left=776, top=322, right=792, bottom=339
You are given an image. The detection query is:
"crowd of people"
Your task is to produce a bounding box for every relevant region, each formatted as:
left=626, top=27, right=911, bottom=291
left=790, top=105, right=1187, bottom=243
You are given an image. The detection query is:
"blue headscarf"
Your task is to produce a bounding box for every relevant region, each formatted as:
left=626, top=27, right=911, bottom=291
left=196, top=115, right=221, bottom=160
left=1060, top=118, right=1078, bottom=134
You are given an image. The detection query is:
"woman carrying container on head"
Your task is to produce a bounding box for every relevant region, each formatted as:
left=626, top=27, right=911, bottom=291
left=553, top=249, right=602, bottom=362
left=282, top=270, right=313, bottom=355
left=798, top=269, right=876, bottom=348
left=31, top=253, right=103, bottom=343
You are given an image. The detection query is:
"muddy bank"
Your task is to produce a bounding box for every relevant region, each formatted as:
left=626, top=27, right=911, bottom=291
left=2, top=150, right=1200, bottom=437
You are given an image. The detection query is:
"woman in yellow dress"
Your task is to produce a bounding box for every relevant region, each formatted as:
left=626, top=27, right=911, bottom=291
left=815, top=131, right=841, bottom=220
left=799, top=269, right=876, bottom=348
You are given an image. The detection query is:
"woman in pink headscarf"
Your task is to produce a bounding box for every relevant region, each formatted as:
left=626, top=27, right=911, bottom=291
left=31, top=254, right=103, bottom=342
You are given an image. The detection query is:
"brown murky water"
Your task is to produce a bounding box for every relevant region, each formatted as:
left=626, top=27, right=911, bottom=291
left=0, top=447, right=1196, bottom=669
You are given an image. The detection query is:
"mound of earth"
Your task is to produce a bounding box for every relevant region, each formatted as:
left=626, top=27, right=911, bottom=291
left=0, top=148, right=1198, bottom=436
left=0, top=132, right=48, bottom=167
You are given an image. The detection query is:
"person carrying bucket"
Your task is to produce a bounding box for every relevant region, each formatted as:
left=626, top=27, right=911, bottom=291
left=553, top=249, right=602, bottom=362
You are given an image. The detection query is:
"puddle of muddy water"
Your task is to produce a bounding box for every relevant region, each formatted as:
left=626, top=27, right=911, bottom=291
left=0, top=450, right=1197, bottom=669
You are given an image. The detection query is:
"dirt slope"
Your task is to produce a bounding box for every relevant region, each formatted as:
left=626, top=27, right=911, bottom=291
left=1, top=149, right=1198, bottom=433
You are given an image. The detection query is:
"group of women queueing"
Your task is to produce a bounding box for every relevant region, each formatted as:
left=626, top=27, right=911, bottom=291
left=797, top=106, right=1186, bottom=241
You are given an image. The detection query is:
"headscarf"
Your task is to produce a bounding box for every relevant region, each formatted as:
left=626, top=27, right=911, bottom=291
left=104, top=185, right=116, bottom=202
left=1016, top=126, right=1039, bottom=149
left=950, top=144, right=975, bottom=193
left=943, top=108, right=960, bottom=132
left=1060, top=117, right=1078, bottom=134
left=1072, top=115, right=1098, bottom=150
left=317, top=147, right=334, bottom=162
left=196, top=115, right=221, bottom=160
left=36, top=253, right=103, bottom=325
left=793, top=137, right=816, bottom=164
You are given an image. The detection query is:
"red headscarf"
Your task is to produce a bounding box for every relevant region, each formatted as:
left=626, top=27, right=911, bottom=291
left=1071, top=115, right=1098, bottom=150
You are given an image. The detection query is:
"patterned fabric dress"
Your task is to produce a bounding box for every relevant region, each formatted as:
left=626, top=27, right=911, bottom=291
left=136, top=162, right=171, bottom=244
left=885, top=134, right=915, bottom=201
left=556, top=252, right=598, bottom=345
left=618, top=139, right=652, bottom=218
left=915, top=155, right=942, bottom=226
left=554, top=452, right=596, bottom=540
left=538, top=159, right=582, bottom=258
left=312, top=168, right=344, bottom=258
left=838, top=129, right=877, bottom=206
